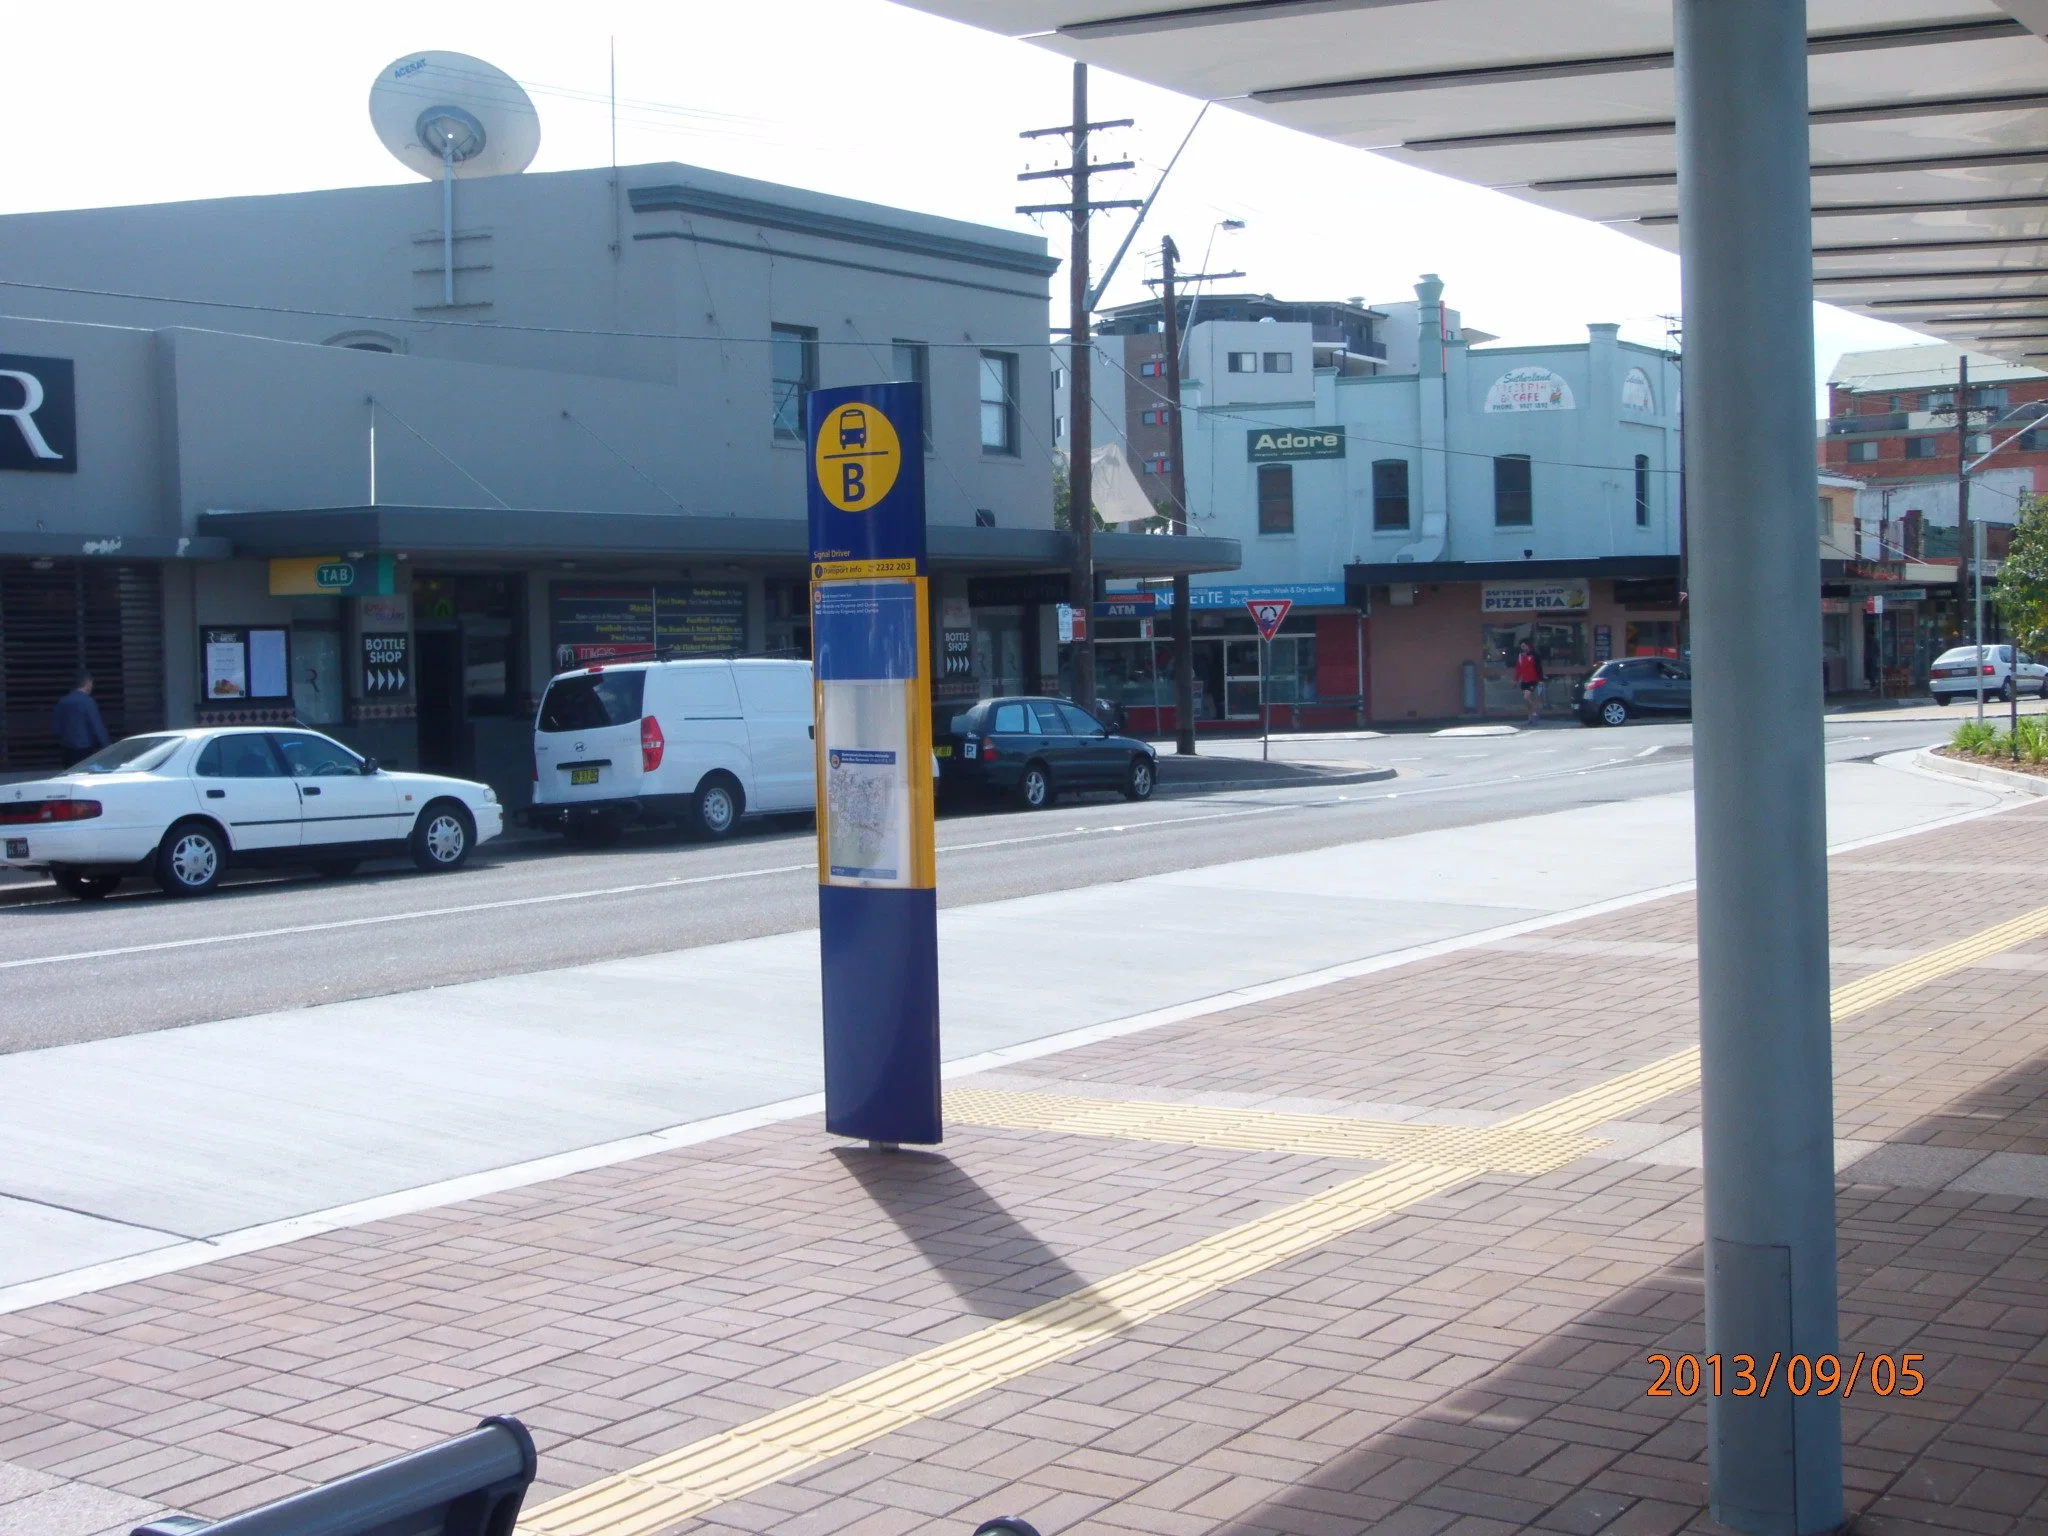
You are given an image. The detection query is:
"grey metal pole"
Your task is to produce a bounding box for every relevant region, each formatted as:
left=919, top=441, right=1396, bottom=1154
left=1674, top=4, right=1843, bottom=1533
left=1974, top=519, right=1987, bottom=726
left=442, top=143, right=456, bottom=308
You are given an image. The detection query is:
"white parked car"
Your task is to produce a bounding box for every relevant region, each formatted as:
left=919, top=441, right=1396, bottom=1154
left=1929, top=644, right=2048, bottom=704
left=531, top=659, right=815, bottom=842
left=0, top=727, right=503, bottom=901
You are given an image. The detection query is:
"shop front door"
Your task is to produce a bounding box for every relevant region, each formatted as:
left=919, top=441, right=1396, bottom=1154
left=415, top=629, right=463, bottom=774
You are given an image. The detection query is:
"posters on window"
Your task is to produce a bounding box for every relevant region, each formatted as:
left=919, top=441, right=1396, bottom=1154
left=204, top=634, right=247, bottom=699
left=550, top=582, right=746, bottom=670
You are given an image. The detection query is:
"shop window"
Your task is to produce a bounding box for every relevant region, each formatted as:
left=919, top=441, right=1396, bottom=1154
left=1493, top=454, right=1533, bottom=526
left=979, top=351, right=1018, bottom=454
left=890, top=340, right=933, bottom=451
left=1904, top=436, right=1939, bottom=459
left=1227, top=351, right=1258, bottom=373
left=1257, top=464, right=1295, bottom=535
left=1262, top=352, right=1292, bottom=373
left=291, top=626, right=345, bottom=725
left=1847, top=440, right=1878, bottom=463
left=1635, top=455, right=1651, bottom=527
left=1372, top=459, right=1410, bottom=531
left=770, top=324, right=817, bottom=440
left=1626, top=619, right=1679, bottom=658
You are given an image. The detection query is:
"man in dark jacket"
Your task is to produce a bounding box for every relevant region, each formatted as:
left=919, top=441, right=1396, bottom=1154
left=52, top=671, right=111, bottom=767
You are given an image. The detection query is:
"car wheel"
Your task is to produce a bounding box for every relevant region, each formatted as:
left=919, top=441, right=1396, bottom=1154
left=1122, top=755, right=1155, bottom=802
left=313, top=860, right=360, bottom=879
left=1017, top=761, right=1053, bottom=810
left=1935, top=692, right=1951, bottom=706
left=52, top=869, right=121, bottom=901
left=689, top=774, right=742, bottom=840
left=155, top=820, right=225, bottom=897
left=1998, top=679, right=2016, bottom=703
left=2038, top=677, right=2048, bottom=700
left=1599, top=698, right=1629, bottom=727
left=410, top=800, right=474, bottom=873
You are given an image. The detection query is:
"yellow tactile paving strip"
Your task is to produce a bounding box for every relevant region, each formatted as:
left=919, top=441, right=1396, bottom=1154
left=944, top=1089, right=1607, bottom=1174
left=520, top=905, right=2048, bottom=1536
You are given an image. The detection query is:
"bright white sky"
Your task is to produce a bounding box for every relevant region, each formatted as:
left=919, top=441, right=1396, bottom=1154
left=3, top=0, right=1925, bottom=405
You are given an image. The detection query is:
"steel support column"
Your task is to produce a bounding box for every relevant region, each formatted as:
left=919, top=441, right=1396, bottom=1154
left=1673, top=3, right=1843, bottom=1532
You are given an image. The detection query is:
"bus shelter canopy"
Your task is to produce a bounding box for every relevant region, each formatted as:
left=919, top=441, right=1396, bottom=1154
left=898, top=0, right=2048, bottom=363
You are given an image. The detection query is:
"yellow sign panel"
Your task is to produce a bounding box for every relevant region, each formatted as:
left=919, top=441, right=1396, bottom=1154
left=812, top=402, right=901, bottom=513
left=812, top=557, right=919, bottom=581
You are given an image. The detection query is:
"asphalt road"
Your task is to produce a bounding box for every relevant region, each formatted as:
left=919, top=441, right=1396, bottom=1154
left=0, top=714, right=1952, bottom=1053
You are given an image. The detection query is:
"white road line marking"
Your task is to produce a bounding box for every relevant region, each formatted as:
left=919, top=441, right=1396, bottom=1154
left=0, top=863, right=818, bottom=972
left=1, top=751, right=1696, bottom=969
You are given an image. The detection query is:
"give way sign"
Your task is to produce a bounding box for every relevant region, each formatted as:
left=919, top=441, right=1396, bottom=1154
left=1245, top=597, right=1292, bottom=641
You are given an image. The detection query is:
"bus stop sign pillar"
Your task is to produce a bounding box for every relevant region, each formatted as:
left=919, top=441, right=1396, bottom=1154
left=806, top=382, right=942, bottom=1147
left=1676, top=3, right=1843, bottom=1532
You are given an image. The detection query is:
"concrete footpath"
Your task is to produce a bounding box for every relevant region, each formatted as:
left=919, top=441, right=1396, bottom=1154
left=0, top=757, right=2042, bottom=1535
left=0, top=759, right=1994, bottom=1301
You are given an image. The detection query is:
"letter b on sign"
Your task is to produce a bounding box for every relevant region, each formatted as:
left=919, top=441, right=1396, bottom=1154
left=841, top=461, right=866, bottom=503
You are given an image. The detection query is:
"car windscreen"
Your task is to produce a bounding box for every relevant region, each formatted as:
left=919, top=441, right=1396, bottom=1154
left=70, top=735, right=181, bottom=774
left=539, top=672, right=646, bottom=732
left=1934, top=647, right=1996, bottom=666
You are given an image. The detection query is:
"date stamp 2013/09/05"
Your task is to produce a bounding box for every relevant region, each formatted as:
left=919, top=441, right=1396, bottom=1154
left=1647, top=1353, right=1925, bottom=1399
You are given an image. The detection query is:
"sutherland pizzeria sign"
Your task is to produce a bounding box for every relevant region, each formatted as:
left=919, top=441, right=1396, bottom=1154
left=1247, top=426, right=1345, bottom=461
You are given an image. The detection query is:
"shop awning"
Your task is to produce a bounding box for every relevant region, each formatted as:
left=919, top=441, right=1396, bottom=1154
left=886, top=1, right=2048, bottom=366
left=194, top=506, right=1240, bottom=578
left=1348, top=555, right=1679, bottom=585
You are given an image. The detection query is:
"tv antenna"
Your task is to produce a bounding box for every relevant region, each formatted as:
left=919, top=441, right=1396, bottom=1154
left=369, top=51, right=541, bottom=306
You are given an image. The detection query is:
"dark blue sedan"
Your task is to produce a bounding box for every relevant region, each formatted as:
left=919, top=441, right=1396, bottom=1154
left=939, top=696, right=1157, bottom=808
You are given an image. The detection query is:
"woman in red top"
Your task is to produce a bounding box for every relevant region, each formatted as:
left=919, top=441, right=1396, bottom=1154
left=1514, top=640, right=1544, bottom=723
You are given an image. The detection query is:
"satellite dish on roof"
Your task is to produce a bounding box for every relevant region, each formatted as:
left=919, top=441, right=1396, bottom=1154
left=369, top=51, right=539, bottom=307
left=368, top=52, right=541, bottom=180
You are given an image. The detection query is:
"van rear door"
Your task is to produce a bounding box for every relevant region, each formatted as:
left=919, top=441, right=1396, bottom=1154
left=733, top=661, right=815, bottom=812
left=534, top=670, right=646, bottom=804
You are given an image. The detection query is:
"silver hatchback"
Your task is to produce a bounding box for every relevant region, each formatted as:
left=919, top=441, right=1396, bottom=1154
left=1929, top=645, right=2048, bottom=704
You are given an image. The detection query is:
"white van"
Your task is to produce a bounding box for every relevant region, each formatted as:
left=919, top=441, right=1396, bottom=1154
left=531, top=659, right=814, bottom=841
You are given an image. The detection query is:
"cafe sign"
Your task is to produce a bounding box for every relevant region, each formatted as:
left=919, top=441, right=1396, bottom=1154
left=1484, top=367, right=1576, bottom=413
left=1247, top=426, right=1345, bottom=461
left=1481, top=578, right=1590, bottom=613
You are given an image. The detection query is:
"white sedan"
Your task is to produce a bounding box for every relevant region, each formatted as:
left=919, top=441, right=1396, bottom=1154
left=1929, top=644, right=2048, bottom=704
left=0, top=727, right=503, bottom=901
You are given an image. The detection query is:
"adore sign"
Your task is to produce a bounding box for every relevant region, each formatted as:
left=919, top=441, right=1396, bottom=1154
left=1247, top=426, right=1345, bottom=462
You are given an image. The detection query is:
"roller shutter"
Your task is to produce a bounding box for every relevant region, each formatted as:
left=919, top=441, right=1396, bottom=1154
left=0, top=559, right=164, bottom=770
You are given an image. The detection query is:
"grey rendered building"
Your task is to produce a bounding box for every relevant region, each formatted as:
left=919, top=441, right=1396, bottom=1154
left=0, top=161, right=1233, bottom=796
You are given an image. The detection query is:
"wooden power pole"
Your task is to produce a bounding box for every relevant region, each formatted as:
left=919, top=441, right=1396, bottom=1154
left=1020, top=65, right=1136, bottom=712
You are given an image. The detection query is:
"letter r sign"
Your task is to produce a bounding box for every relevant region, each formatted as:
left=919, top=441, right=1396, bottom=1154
left=0, top=354, right=76, bottom=473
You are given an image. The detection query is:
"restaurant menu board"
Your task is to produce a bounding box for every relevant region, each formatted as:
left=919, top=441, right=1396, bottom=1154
left=550, top=582, right=746, bottom=670
left=202, top=627, right=291, bottom=701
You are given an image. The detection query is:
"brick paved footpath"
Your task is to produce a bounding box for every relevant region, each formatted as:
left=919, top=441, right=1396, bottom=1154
left=1, top=801, right=2044, bottom=1536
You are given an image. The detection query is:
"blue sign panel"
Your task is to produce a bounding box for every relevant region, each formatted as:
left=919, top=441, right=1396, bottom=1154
left=813, top=581, right=921, bottom=682
left=1118, top=581, right=1348, bottom=611
left=807, top=383, right=927, bottom=576
left=1095, top=593, right=1158, bottom=620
